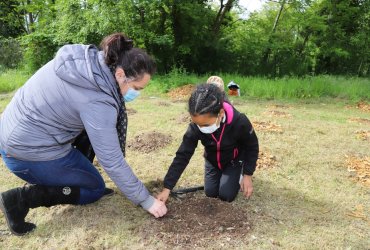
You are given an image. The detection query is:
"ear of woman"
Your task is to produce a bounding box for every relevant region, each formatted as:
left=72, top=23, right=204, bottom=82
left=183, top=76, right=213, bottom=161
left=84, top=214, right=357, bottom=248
left=115, top=68, right=126, bottom=83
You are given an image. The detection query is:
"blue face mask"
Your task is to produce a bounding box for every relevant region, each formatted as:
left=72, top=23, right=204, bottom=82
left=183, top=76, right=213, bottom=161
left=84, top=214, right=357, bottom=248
left=123, top=88, right=140, bottom=102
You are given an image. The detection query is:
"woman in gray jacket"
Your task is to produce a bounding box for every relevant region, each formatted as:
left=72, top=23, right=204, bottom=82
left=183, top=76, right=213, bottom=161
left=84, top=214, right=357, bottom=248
left=0, top=33, right=167, bottom=236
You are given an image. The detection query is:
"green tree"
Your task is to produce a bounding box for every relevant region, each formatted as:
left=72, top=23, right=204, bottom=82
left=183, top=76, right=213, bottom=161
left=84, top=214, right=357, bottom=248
left=0, top=0, right=26, bottom=37
left=314, top=0, right=370, bottom=75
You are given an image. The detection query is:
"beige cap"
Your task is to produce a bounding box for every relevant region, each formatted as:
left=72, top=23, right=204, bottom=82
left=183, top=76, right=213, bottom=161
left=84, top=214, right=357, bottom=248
left=206, top=76, right=225, bottom=92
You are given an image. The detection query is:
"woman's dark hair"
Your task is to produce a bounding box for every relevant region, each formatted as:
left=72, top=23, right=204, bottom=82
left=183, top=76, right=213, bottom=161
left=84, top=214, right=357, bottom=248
left=189, top=83, right=224, bottom=117
left=100, top=33, right=156, bottom=79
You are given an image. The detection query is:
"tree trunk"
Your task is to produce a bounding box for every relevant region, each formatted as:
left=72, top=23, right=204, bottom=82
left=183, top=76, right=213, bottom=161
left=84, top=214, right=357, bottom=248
left=26, top=0, right=34, bottom=33
left=214, top=0, right=224, bottom=29
left=171, top=2, right=180, bottom=46
left=271, top=0, right=286, bottom=34
left=357, top=59, right=363, bottom=77
left=261, top=0, right=286, bottom=73
left=213, top=0, right=235, bottom=35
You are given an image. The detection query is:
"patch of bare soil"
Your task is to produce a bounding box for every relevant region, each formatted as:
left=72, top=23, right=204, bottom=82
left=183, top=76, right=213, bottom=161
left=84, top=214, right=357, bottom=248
left=175, top=113, right=192, bottom=124
left=345, top=155, right=370, bottom=187
left=346, top=102, right=370, bottom=113
left=252, top=121, right=283, bottom=133
left=167, top=84, right=195, bottom=100
left=263, top=110, right=292, bottom=118
left=355, top=130, right=370, bottom=141
left=348, top=118, right=370, bottom=125
left=257, top=151, right=277, bottom=170
left=127, top=131, right=172, bottom=153
left=268, top=104, right=291, bottom=109
left=356, top=102, right=370, bottom=112
left=126, top=108, right=137, bottom=115
left=157, top=101, right=171, bottom=107
left=140, top=192, right=251, bottom=248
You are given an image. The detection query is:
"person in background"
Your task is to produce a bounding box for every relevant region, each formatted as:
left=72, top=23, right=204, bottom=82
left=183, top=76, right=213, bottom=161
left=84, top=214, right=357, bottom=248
left=227, top=81, right=241, bottom=96
left=157, top=83, right=259, bottom=204
left=206, top=75, right=225, bottom=92
left=207, top=75, right=229, bottom=102
left=0, top=33, right=167, bottom=236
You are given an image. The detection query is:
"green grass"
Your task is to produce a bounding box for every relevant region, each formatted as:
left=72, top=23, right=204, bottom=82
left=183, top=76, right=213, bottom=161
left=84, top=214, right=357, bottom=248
left=0, top=69, right=31, bottom=93
left=0, top=92, right=369, bottom=249
left=149, top=71, right=370, bottom=102
left=230, top=75, right=370, bottom=101
left=1, top=68, right=369, bottom=101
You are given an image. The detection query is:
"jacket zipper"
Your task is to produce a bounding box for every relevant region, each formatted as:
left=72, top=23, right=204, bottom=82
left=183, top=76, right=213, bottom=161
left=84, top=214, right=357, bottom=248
left=211, top=123, right=226, bottom=170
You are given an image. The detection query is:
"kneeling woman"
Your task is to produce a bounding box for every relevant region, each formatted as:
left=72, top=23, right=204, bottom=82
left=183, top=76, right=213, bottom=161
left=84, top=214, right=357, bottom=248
left=0, top=33, right=167, bottom=236
left=158, top=84, right=259, bottom=203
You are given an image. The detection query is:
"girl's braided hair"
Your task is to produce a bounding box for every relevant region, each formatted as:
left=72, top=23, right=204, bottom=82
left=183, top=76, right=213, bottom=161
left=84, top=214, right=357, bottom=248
left=188, top=83, right=224, bottom=117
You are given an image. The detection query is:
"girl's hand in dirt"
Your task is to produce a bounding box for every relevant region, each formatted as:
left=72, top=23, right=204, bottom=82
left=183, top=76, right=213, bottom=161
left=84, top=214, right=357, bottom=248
left=240, top=175, right=253, bottom=198
left=147, top=198, right=168, bottom=218
left=157, top=188, right=171, bottom=203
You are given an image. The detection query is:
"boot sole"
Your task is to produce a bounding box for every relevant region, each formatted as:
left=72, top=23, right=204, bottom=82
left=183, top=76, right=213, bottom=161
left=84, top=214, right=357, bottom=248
left=0, top=195, right=35, bottom=236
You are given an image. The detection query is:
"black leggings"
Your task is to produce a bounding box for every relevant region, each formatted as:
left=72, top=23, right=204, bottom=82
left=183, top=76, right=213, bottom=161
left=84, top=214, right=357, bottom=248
left=204, top=160, right=241, bottom=202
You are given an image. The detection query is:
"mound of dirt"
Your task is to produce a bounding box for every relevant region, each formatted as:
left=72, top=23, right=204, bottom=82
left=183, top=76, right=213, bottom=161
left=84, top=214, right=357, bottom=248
left=263, top=110, right=292, bottom=118
left=356, top=102, right=370, bottom=112
left=167, top=84, right=195, bottom=100
left=127, top=131, right=172, bottom=153
left=140, top=193, right=251, bottom=248
left=345, top=155, right=370, bottom=187
left=126, top=108, right=137, bottom=115
left=355, top=130, right=370, bottom=141
left=257, top=151, right=277, bottom=170
left=348, top=118, right=370, bottom=125
left=252, top=121, right=283, bottom=133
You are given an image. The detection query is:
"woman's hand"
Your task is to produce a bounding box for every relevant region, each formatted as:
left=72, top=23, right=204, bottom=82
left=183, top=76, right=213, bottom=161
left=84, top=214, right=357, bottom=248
left=147, top=198, right=168, bottom=218
left=157, top=188, right=171, bottom=203
left=240, top=175, right=253, bottom=198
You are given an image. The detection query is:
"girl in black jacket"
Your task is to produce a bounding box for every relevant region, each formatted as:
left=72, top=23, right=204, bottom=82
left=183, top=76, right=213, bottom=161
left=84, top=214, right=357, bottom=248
left=157, top=84, right=259, bottom=203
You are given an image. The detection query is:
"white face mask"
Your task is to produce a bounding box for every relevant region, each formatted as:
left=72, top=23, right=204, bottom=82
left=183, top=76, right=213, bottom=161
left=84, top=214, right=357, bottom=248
left=197, top=114, right=221, bottom=134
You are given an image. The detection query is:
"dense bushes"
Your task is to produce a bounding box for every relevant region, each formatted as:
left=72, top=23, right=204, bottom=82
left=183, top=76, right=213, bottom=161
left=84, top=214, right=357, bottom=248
left=0, top=37, right=23, bottom=72
left=21, top=33, right=59, bottom=73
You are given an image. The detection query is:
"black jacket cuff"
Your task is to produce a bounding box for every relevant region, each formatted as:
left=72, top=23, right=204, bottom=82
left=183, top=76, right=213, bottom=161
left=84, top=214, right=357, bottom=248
left=242, top=164, right=255, bottom=176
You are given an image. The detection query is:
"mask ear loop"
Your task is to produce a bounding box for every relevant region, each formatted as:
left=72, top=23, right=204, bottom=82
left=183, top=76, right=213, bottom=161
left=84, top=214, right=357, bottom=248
left=123, top=77, right=135, bottom=90
left=216, top=111, right=223, bottom=125
left=216, top=113, right=220, bottom=125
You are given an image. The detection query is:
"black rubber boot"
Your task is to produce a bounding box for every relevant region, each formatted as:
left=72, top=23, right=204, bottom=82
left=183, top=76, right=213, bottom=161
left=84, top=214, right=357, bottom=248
left=0, top=188, right=36, bottom=236
left=0, top=185, right=80, bottom=236
left=25, top=185, right=80, bottom=208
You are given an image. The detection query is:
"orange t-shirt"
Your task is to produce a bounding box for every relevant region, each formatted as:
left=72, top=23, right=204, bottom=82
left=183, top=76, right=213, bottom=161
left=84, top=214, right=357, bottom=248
left=228, top=89, right=239, bottom=96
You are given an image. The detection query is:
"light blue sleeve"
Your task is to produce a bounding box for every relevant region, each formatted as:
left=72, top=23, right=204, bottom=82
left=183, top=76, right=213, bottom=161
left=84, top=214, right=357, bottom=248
left=80, top=101, right=154, bottom=210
